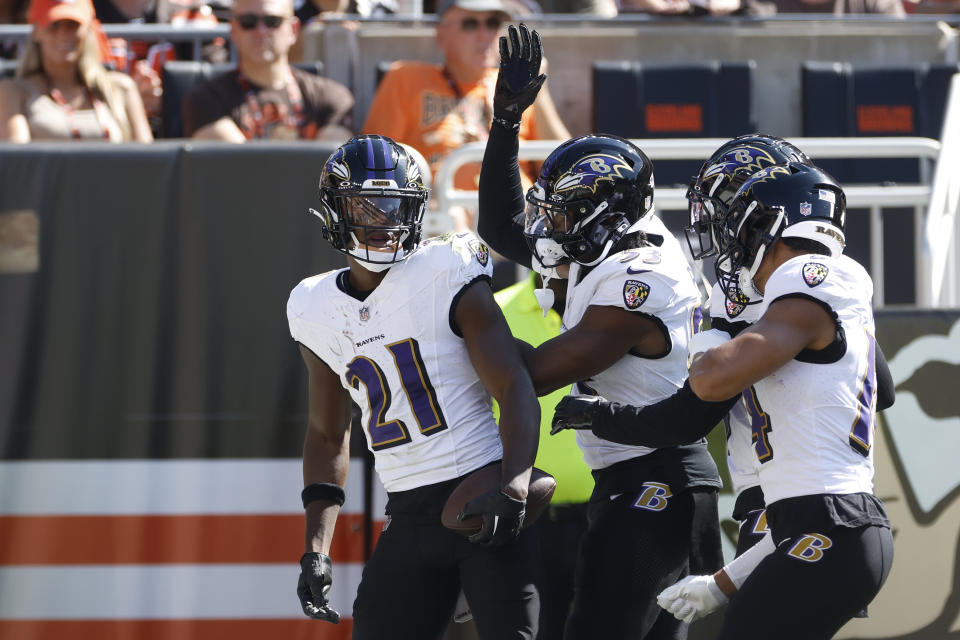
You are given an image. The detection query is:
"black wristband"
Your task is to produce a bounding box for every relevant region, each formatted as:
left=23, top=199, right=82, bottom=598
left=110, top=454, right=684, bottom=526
left=301, top=482, right=346, bottom=508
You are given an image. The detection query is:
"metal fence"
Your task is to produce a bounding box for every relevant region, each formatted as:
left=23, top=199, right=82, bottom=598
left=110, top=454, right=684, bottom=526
left=432, top=136, right=956, bottom=308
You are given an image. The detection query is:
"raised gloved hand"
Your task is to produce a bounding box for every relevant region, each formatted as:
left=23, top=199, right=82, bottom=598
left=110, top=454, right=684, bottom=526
left=551, top=395, right=604, bottom=435
left=297, top=552, right=340, bottom=623
left=459, top=489, right=526, bottom=546
left=656, top=575, right=729, bottom=623
left=493, top=23, right=547, bottom=128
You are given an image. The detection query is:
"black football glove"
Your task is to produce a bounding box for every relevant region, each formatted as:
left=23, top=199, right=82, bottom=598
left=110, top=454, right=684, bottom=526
left=458, top=488, right=526, bottom=547
left=551, top=395, right=604, bottom=435
left=297, top=552, right=340, bottom=623
left=493, top=22, right=547, bottom=128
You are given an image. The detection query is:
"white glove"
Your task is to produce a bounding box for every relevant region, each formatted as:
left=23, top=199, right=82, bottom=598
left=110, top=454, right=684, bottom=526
left=657, top=575, right=729, bottom=623
left=687, top=328, right=731, bottom=368
left=453, top=589, right=473, bottom=623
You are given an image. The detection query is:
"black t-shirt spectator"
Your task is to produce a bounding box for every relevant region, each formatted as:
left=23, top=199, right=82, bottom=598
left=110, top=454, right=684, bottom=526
left=93, top=0, right=158, bottom=22
left=181, top=67, right=354, bottom=139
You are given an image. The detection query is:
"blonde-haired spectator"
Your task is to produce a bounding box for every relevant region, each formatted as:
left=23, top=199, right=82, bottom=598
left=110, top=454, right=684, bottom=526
left=0, top=0, right=153, bottom=141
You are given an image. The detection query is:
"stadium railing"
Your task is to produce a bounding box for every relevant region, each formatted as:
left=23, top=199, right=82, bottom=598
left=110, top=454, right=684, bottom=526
left=433, top=136, right=952, bottom=308
left=0, top=24, right=231, bottom=62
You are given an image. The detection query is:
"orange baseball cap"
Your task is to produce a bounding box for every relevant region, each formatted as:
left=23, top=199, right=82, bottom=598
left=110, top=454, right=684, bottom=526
left=28, top=0, right=96, bottom=27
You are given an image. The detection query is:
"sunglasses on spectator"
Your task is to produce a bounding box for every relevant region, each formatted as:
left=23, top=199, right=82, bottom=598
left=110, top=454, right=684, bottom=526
left=235, top=13, right=285, bottom=29
left=459, top=15, right=502, bottom=31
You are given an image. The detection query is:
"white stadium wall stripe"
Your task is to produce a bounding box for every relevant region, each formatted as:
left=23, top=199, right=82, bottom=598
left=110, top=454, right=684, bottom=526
left=0, top=564, right=365, bottom=619
left=0, top=459, right=387, bottom=515
left=0, top=458, right=387, bottom=638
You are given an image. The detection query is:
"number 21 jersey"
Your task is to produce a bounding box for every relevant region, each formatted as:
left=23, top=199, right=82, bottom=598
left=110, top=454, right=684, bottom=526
left=287, top=232, right=503, bottom=492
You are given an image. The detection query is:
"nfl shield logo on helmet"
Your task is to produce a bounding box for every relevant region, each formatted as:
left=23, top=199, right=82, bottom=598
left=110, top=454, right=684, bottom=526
left=623, top=280, right=650, bottom=309
left=359, top=306, right=370, bottom=322
left=802, top=262, right=829, bottom=288
left=800, top=201, right=812, bottom=216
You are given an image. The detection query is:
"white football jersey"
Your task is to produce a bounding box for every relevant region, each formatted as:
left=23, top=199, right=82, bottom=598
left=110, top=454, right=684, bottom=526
left=287, top=232, right=503, bottom=492
left=567, top=214, right=703, bottom=470
left=750, top=254, right=878, bottom=505
left=709, top=282, right=764, bottom=496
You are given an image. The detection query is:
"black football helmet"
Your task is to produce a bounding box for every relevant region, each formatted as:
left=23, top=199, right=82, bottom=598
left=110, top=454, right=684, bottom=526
left=313, top=135, right=428, bottom=269
left=522, top=134, right=654, bottom=268
left=685, top=134, right=810, bottom=260
left=715, top=162, right=846, bottom=304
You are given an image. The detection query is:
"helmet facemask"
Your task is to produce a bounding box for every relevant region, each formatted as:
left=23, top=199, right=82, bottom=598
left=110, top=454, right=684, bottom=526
left=715, top=199, right=785, bottom=305
left=523, top=189, right=632, bottom=269
left=339, top=188, right=423, bottom=266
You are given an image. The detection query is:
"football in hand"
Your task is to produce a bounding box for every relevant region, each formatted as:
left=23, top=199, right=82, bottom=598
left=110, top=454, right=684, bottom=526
left=441, top=464, right=556, bottom=535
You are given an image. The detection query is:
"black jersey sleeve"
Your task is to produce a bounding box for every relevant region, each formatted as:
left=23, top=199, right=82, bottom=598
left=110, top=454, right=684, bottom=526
left=875, top=341, right=895, bottom=411
left=477, top=121, right=533, bottom=268
left=589, top=381, right=738, bottom=447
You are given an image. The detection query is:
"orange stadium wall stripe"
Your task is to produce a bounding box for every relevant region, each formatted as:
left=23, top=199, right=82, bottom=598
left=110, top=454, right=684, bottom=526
left=0, top=460, right=386, bottom=629
left=0, top=514, right=380, bottom=565
left=0, top=619, right=353, bottom=640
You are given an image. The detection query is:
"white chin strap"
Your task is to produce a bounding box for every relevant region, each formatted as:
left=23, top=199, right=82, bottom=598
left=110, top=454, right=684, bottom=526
left=736, top=204, right=784, bottom=298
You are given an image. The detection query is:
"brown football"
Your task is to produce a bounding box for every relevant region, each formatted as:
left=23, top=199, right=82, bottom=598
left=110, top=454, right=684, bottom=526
left=441, top=464, right=557, bottom=535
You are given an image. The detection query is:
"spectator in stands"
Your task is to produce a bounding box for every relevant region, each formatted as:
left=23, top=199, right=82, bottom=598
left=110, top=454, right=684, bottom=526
left=92, top=0, right=228, bottom=137
left=362, top=1, right=570, bottom=231
left=0, top=0, right=153, bottom=141
left=537, top=0, right=616, bottom=15
left=181, top=0, right=353, bottom=141
left=618, top=0, right=743, bottom=15
left=769, top=0, right=903, bottom=12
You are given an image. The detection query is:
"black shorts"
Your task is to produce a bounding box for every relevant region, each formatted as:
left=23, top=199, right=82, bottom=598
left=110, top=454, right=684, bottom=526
left=351, top=472, right=541, bottom=640
left=732, top=485, right=768, bottom=557
left=564, top=446, right=722, bottom=640
left=718, top=494, right=894, bottom=640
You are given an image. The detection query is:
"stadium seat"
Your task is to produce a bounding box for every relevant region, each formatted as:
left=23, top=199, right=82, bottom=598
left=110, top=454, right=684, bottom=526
left=801, top=61, right=959, bottom=183
left=800, top=61, right=959, bottom=305
left=161, top=60, right=326, bottom=139
left=592, top=60, right=757, bottom=187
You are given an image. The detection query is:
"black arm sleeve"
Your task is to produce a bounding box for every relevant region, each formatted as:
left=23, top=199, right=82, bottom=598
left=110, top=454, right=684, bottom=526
left=875, top=341, right=895, bottom=411
left=591, top=381, right=739, bottom=448
left=477, top=121, right=533, bottom=268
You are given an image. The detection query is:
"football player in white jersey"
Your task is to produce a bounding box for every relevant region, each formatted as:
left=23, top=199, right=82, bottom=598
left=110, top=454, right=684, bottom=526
left=654, top=163, right=894, bottom=638
left=478, top=25, right=723, bottom=639
left=288, top=135, right=542, bottom=639
left=553, top=134, right=813, bottom=558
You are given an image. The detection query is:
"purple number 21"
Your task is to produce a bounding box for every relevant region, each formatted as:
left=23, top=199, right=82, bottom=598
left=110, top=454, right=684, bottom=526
left=345, top=338, right=448, bottom=451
